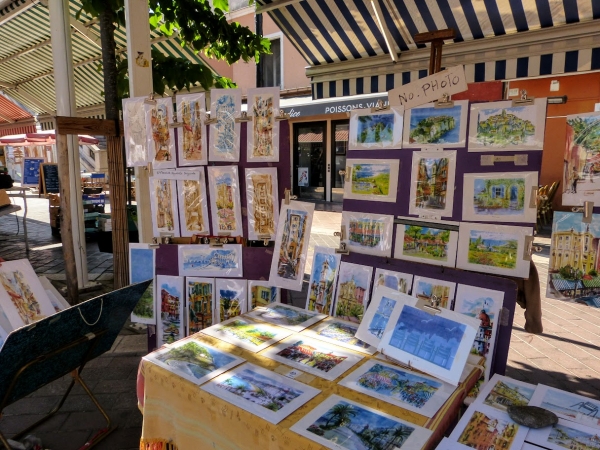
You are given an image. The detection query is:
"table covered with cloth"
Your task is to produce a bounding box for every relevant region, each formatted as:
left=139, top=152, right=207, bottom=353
left=137, top=323, right=484, bottom=450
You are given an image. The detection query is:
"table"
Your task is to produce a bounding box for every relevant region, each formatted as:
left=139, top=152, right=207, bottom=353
left=0, top=187, right=29, bottom=252
left=137, top=318, right=484, bottom=450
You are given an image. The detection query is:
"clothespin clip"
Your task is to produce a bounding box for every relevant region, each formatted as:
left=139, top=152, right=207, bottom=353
left=422, top=296, right=442, bottom=314
left=434, top=93, right=454, bottom=109
left=257, top=234, right=271, bottom=246
left=334, top=225, right=350, bottom=255
left=144, top=92, right=156, bottom=105
left=370, top=100, right=390, bottom=113
left=572, top=201, right=594, bottom=223
left=284, top=189, right=297, bottom=205
left=235, top=111, right=253, bottom=123
left=209, top=238, right=224, bottom=247
left=512, top=89, right=534, bottom=106
left=529, top=186, right=539, bottom=209
left=204, top=113, right=218, bottom=125
left=159, top=233, right=174, bottom=244
left=344, top=167, right=351, bottom=182
left=523, top=235, right=535, bottom=260
left=275, top=109, right=290, bottom=121
left=149, top=237, right=160, bottom=249
left=169, top=120, right=184, bottom=128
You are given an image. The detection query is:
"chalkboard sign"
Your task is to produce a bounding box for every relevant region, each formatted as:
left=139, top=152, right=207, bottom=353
left=40, top=163, right=60, bottom=195
left=22, top=158, right=44, bottom=187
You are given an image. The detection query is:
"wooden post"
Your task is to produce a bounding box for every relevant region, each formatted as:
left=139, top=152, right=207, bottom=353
left=413, top=29, right=456, bottom=75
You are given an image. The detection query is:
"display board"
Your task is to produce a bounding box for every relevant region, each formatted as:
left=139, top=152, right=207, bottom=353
left=21, top=158, right=44, bottom=187
left=39, top=163, right=59, bottom=195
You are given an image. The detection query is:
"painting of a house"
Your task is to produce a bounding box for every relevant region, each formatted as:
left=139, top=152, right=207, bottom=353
left=473, top=178, right=525, bottom=215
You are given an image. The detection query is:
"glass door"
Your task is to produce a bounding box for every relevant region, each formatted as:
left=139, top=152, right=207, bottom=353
left=293, top=122, right=327, bottom=201
left=331, top=120, right=349, bottom=203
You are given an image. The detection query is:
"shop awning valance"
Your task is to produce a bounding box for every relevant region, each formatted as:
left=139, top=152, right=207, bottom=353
left=0, top=131, right=98, bottom=146
left=0, top=93, right=36, bottom=136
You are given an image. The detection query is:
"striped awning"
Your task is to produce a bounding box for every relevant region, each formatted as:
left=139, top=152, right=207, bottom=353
left=259, top=0, right=600, bottom=99
left=0, top=92, right=36, bottom=135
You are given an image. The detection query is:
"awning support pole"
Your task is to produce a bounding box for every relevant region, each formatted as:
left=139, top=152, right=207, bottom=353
left=413, top=29, right=456, bottom=75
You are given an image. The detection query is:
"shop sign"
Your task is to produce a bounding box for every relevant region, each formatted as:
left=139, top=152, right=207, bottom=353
left=281, top=95, right=388, bottom=118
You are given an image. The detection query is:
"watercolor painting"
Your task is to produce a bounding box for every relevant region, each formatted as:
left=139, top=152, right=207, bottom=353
left=186, top=277, right=214, bottom=334
left=209, top=89, right=241, bottom=162
left=177, top=176, right=210, bottom=237
left=156, top=275, right=184, bottom=346
left=412, top=277, right=456, bottom=309
left=245, top=167, right=279, bottom=240
left=177, top=93, right=206, bottom=166
left=202, top=363, right=319, bottom=424
left=468, top=99, right=547, bottom=151
left=179, top=244, right=242, bottom=277
left=348, top=107, right=404, bottom=150
left=394, top=222, right=459, bottom=268
left=123, top=97, right=148, bottom=166
left=530, top=385, right=600, bottom=429
left=409, top=150, right=456, bottom=218
left=269, top=201, right=314, bottom=291
left=247, top=87, right=279, bottom=162
left=306, top=247, right=341, bottom=314
left=145, top=98, right=176, bottom=168
left=207, top=166, right=243, bottom=237
left=303, top=318, right=376, bottom=355
left=457, top=410, right=520, bottom=449
left=527, top=419, right=600, bottom=450
left=342, top=212, right=394, bottom=258
left=373, top=268, right=413, bottom=295
left=334, top=262, right=373, bottom=324
left=476, top=374, right=535, bottom=412
left=129, top=244, right=155, bottom=325
left=291, top=395, right=432, bottom=450
left=201, top=316, right=293, bottom=353
left=248, top=281, right=279, bottom=309
left=357, top=114, right=394, bottom=144
left=145, top=338, right=243, bottom=385
left=403, top=100, right=468, bottom=147
left=344, top=159, right=399, bottom=203
left=216, top=279, right=246, bottom=323
left=468, top=230, right=518, bottom=269
left=246, top=303, right=325, bottom=332
left=149, top=177, right=180, bottom=237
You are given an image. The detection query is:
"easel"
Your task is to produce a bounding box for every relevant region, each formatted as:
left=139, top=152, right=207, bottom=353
left=413, top=29, right=456, bottom=75
left=0, top=280, right=151, bottom=450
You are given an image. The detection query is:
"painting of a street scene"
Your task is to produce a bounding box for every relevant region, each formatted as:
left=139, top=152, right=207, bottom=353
left=356, top=114, right=394, bottom=145
left=389, top=306, right=466, bottom=370
left=468, top=230, right=518, bottom=269
left=483, top=379, right=535, bottom=412
left=335, top=262, right=373, bottom=323
left=249, top=282, right=278, bottom=309
left=413, top=279, right=453, bottom=309
left=310, top=320, right=373, bottom=352
left=276, top=208, right=309, bottom=280
left=408, top=105, right=464, bottom=145
left=473, top=178, right=526, bottom=216
left=187, top=279, right=213, bottom=333
left=563, top=112, right=600, bottom=206
left=534, top=388, right=600, bottom=428
left=401, top=225, right=451, bottom=263
left=475, top=106, right=536, bottom=147
left=214, top=172, right=238, bottom=232
left=158, top=277, right=182, bottom=345
left=351, top=163, right=390, bottom=197
left=181, top=180, right=208, bottom=234
left=180, top=97, right=204, bottom=162
left=0, top=269, right=46, bottom=325
left=548, top=422, right=600, bottom=449
left=149, top=102, right=172, bottom=162
left=306, top=249, right=340, bottom=314
left=251, top=93, right=275, bottom=158
left=248, top=172, right=276, bottom=237
left=275, top=340, right=348, bottom=373
left=217, top=283, right=245, bottom=322
left=414, top=157, right=449, bottom=210
left=457, top=410, right=519, bottom=449
left=153, top=179, right=175, bottom=232
left=213, top=93, right=237, bottom=156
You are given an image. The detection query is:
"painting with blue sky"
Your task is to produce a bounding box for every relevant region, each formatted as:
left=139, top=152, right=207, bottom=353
left=306, top=248, right=341, bottom=314
left=408, top=105, right=463, bottom=145
left=356, top=114, right=394, bottom=144
left=130, top=244, right=156, bottom=324
left=156, top=275, right=183, bottom=346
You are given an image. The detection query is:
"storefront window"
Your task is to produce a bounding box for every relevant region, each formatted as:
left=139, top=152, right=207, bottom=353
left=332, top=120, right=348, bottom=203
left=293, top=123, right=326, bottom=201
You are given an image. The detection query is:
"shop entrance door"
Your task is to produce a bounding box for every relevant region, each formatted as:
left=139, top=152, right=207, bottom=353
left=293, top=122, right=326, bottom=201
left=331, top=120, right=349, bottom=203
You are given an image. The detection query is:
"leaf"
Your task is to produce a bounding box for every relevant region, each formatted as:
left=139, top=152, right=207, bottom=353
left=213, top=0, right=229, bottom=12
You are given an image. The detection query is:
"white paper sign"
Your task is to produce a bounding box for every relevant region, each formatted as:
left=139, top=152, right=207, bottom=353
left=389, top=65, right=467, bottom=109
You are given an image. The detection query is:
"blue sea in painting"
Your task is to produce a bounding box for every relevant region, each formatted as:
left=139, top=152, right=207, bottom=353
left=131, top=248, right=154, bottom=283
left=409, top=105, right=462, bottom=144
left=368, top=296, right=397, bottom=339
left=356, top=114, right=394, bottom=144
left=388, top=306, right=466, bottom=370
left=157, top=341, right=236, bottom=380
left=182, top=249, right=238, bottom=271
left=353, top=164, right=390, bottom=180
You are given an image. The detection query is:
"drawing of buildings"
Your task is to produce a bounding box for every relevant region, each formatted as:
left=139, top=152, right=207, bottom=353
left=309, top=257, right=333, bottom=312
left=251, top=174, right=274, bottom=235
left=0, top=270, right=43, bottom=324
left=252, top=95, right=274, bottom=156
left=155, top=180, right=174, bottom=230
left=477, top=109, right=535, bottom=145
left=251, top=285, right=272, bottom=308
left=550, top=223, right=599, bottom=274
left=188, top=281, right=213, bottom=332
left=277, top=210, right=308, bottom=279
left=348, top=218, right=383, bottom=247
left=182, top=100, right=203, bottom=160
left=338, top=276, right=366, bottom=306
left=161, top=288, right=180, bottom=319
left=458, top=411, right=517, bottom=449
left=183, top=180, right=205, bottom=232
left=410, top=115, right=455, bottom=143
left=474, top=178, right=525, bottom=212
left=183, top=249, right=238, bottom=270
left=216, top=183, right=234, bottom=210
left=150, top=105, right=171, bottom=160
left=486, top=381, right=531, bottom=408
left=416, top=158, right=448, bottom=209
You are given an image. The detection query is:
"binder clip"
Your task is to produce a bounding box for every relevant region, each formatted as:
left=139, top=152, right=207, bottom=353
left=159, top=233, right=174, bottom=244
left=434, top=93, right=454, bottom=109
left=529, top=186, right=539, bottom=209
left=344, top=167, right=351, bottom=182
left=144, top=93, right=157, bottom=105
left=572, top=201, right=594, bottom=223
left=275, top=109, right=290, bottom=121
left=235, top=111, right=253, bottom=123
left=284, top=189, right=297, bottom=205
left=334, top=225, right=350, bottom=255
left=421, top=296, right=442, bottom=314
left=204, top=113, right=218, bottom=125
left=512, top=89, right=535, bottom=106
left=523, top=235, right=535, bottom=260
left=257, top=234, right=271, bottom=247
left=370, top=100, right=390, bottom=113
left=149, top=237, right=160, bottom=249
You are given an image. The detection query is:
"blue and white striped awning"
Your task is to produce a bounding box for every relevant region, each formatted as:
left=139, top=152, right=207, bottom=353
left=259, top=0, right=600, bottom=99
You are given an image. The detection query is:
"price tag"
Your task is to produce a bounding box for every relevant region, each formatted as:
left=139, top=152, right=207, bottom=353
left=284, top=369, right=303, bottom=379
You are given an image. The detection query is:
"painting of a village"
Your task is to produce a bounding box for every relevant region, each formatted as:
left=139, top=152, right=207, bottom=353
left=348, top=217, right=385, bottom=249
left=408, top=105, right=463, bottom=145
left=251, top=94, right=275, bottom=158
left=182, top=180, right=207, bottom=233
left=548, top=422, right=600, bottom=450
left=475, top=107, right=536, bottom=147
left=215, top=319, right=277, bottom=347
left=306, top=399, right=416, bottom=450
left=335, top=263, right=372, bottom=323
left=187, top=280, right=213, bottom=333
left=214, top=173, right=238, bottom=232
left=413, top=280, right=452, bottom=309
left=414, top=156, right=449, bottom=210
left=473, top=178, right=526, bottom=216
left=214, top=94, right=237, bottom=155
left=149, top=103, right=172, bottom=161
left=468, top=230, right=518, bottom=269
left=402, top=225, right=451, bottom=262
left=218, top=288, right=243, bottom=322
left=276, top=340, right=347, bottom=373
left=159, top=279, right=182, bottom=345
left=356, top=113, right=394, bottom=145
left=307, top=250, right=339, bottom=314
left=457, top=410, right=519, bottom=449
left=351, top=163, right=390, bottom=197
left=181, top=98, right=204, bottom=161
left=154, top=179, right=175, bottom=231
left=181, top=247, right=239, bottom=272
left=249, top=173, right=276, bottom=236
left=483, top=380, right=535, bottom=412
left=276, top=208, right=309, bottom=280
left=314, top=321, right=372, bottom=350
left=0, top=269, right=46, bottom=325
left=156, top=341, right=236, bottom=382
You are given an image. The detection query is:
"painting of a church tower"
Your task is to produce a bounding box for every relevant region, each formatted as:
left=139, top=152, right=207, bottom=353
left=306, top=248, right=341, bottom=315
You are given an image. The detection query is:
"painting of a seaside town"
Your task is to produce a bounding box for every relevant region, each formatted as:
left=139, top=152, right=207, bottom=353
left=468, top=230, right=518, bottom=269
left=344, top=159, right=399, bottom=202
left=246, top=303, right=325, bottom=332
left=395, top=223, right=457, bottom=267
left=342, top=212, right=393, bottom=257
left=404, top=102, right=467, bottom=147
left=207, top=167, right=242, bottom=236
left=304, top=318, right=376, bottom=355
left=177, top=93, right=206, bottom=165
left=210, top=90, right=240, bottom=161
left=479, top=375, right=535, bottom=412
left=216, top=279, right=246, bottom=323
left=248, top=88, right=279, bottom=161
left=146, top=339, right=242, bottom=385
left=179, top=244, right=242, bottom=277
left=129, top=244, right=155, bottom=324
left=456, top=410, right=520, bottom=450
left=291, top=396, right=432, bottom=450
left=530, top=385, right=600, bottom=429
left=334, top=262, right=373, bottom=324
left=156, top=275, right=184, bottom=346
left=306, top=248, right=341, bottom=314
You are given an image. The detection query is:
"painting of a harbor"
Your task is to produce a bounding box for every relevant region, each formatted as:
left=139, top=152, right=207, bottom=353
left=179, top=244, right=242, bottom=277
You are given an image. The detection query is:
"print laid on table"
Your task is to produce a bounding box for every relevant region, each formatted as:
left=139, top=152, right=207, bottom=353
left=529, top=384, right=600, bottom=429
left=333, top=262, right=373, bottom=324
left=215, top=279, right=247, bottom=323
left=348, top=107, right=404, bottom=150
left=268, top=200, right=315, bottom=291
left=176, top=169, right=210, bottom=237
left=155, top=275, right=185, bottom=346
left=468, top=99, right=547, bottom=152
left=145, top=97, right=176, bottom=169
left=394, top=218, right=459, bottom=268
left=290, top=395, right=432, bottom=450
left=129, top=244, right=156, bottom=325
left=149, top=177, right=180, bottom=237
left=185, top=277, right=214, bottom=334
left=247, top=280, right=280, bottom=310
left=201, top=363, right=319, bottom=424
left=302, top=317, right=377, bottom=355
left=178, top=244, right=243, bottom=278
left=403, top=100, right=468, bottom=148
left=305, top=247, right=341, bottom=315
left=373, top=268, right=413, bottom=295
left=472, top=373, right=535, bottom=412
left=247, top=87, right=280, bottom=162
left=456, top=222, right=533, bottom=278
left=245, top=167, right=279, bottom=241
left=408, top=149, right=457, bottom=218
left=462, top=171, right=538, bottom=223
left=122, top=97, right=148, bottom=166
left=343, top=158, right=399, bottom=203
left=526, top=418, right=600, bottom=450
left=176, top=92, right=207, bottom=166
left=207, top=165, right=243, bottom=237
left=412, top=275, right=456, bottom=310
left=341, top=211, right=394, bottom=258
left=209, top=88, right=241, bottom=162
left=245, top=302, right=326, bottom=332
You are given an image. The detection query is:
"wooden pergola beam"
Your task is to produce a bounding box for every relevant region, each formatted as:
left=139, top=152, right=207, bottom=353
left=54, top=116, right=124, bottom=136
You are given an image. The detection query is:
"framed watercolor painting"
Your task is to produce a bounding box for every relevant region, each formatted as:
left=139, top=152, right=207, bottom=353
left=348, top=107, right=403, bottom=150
left=339, top=359, right=456, bottom=418
left=145, top=97, right=176, bottom=169
left=143, top=338, right=244, bottom=385
left=215, top=279, right=247, bottom=323
left=201, top=316, right=293, bottom=353
left=207, top=165, right=244, bottom=237
left=185, top=277, right=215, bottom=334
left=155, top=275, right=185, bottom=346
left=260, top=335, right=363, bottom=381
left=201, top=363, right=319, bottom=424
left=355, top=286, right=416, bottom=348
left=301, top=317, right=377, bottom=355
left=149, top=177, right=180, bottom=237
left=209, top=88, right=241, bottom=162
left=378, top=300, right=478, bottom=385
left=408, top=150, right=457, bottom=218
left=305, top=247, right=341, bottom=315
left=333, top=262, right=373, bottom=324
left=176, top=92, right=207, bottom=166
left=247, top=87, right=280, bottom=162
left=403, top=100, right=468, bottom=148
left=245, top=303, right=326, bottom=332
left=178, top=244, right=243, bottom=278
left=129, top=244, right=156, bottom=325
left=412, top=275, right=456, bottom=309
left=177, top=171, right=211, bottom=237
left=373, top=268, right=413, bottom=295
left=341, top=211, right=394, bottom=257
left=268, top=200, right=315, bottom=291
left=473, top=373, right=535, bottom=412
left=343, top=158, right=399, bottom=203
left=456, top=223, right=533, bottom=278
left=0, top=259, right=56, bottom=329
left=454, top=284, right=504, bottom=382
left=468, top=99, right=547, bottom=152
left=245, top=167, right=279, bottom=241
left=290, top=395, right=432, bottom=450
left=462, top=171, right=538, bottom=223
left=529, top=384, right=600, bottom=429
left=526, top=419, right=600, bottom=450
left=122, top=97, right=148, bottom=166
left=394, top=219, right=459, bottom=268
left=248, top=280, right=280, bottom=310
